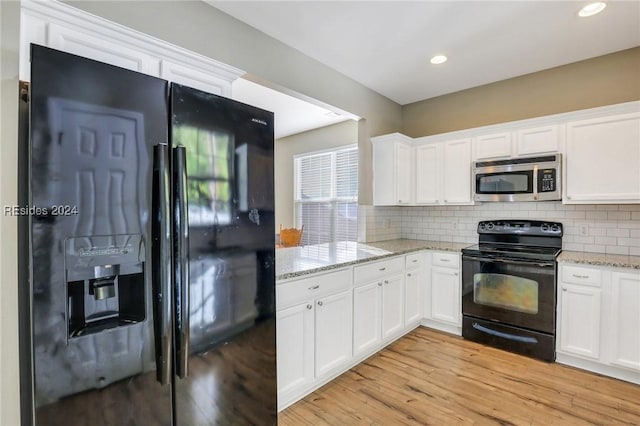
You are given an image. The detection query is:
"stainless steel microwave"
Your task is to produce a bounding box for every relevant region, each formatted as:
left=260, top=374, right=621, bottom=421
left=473, top=154, right=561, bottom=202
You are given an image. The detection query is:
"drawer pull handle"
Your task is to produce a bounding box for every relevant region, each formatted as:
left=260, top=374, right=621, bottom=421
left=440, top=258, right=450, bottom=262
left=306, top=304, right=312, bottom=309
left=572, top=274, right=589, bottom=279
left=309, top=285, right=320, bottom=290
left=412, top=259, right=418, bottom=263
left=379, top=267, right=386, bottom=271
left=317, top=301, right=323, bottom=306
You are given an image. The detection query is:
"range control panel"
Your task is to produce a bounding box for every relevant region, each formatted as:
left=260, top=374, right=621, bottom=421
left=477, top=220, right=563, bottom=236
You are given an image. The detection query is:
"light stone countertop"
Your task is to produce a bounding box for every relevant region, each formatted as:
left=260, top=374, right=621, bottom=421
left=558, top=251, right=640, bottom=270
left=275, top=239, right=469, bottom=281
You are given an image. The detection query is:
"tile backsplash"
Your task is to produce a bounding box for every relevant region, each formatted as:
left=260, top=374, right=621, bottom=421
left=359, top=203, right=640, bottom=256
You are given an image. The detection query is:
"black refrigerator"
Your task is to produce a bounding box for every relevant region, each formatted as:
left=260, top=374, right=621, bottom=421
left=20, top=45, right=277, bottom=425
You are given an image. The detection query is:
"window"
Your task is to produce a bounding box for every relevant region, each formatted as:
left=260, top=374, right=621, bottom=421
left=174, top=124, right=233, bottom=226
left=294, top=146, right=358, bottom=245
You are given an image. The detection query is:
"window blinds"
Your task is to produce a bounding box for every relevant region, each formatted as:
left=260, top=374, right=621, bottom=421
left=294, top=146, right=358, bottom=245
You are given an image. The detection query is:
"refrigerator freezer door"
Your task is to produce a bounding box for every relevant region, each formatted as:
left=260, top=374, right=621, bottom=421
left=28, top=45, right=172, bottom=425
left=170, top=84, right=277, bottom=425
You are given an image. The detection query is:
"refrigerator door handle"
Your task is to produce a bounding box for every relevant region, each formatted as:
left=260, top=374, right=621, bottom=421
left=152, top=143, right=173, bottom=385
left=173, top=145, right=190, bottom=378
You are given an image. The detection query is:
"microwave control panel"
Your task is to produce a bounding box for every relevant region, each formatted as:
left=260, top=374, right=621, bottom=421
left=537, top=169, right=556, bottom=193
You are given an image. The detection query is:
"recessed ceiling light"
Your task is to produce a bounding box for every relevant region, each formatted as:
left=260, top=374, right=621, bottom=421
left=430, top=55, right=447, bottom=65
left=579, top=2, right=607, bottom=17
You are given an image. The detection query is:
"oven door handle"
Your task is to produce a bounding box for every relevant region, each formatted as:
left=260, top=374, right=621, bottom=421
left=472, top=322, right=539, bottom=344
left=463, top=255, right=555, bottom=268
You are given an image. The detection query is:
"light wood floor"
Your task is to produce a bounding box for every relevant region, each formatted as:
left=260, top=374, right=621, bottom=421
left=279, top=327, right=640, bottom=425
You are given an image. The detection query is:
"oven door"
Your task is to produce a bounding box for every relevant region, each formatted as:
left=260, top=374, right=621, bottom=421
left=462, top=255, right=556, bottom=333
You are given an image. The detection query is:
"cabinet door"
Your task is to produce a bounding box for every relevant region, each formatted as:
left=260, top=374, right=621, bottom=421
left=315, top=290, right=353, bottom=377
left=276, top=302, right=314, bottom=397
left=475, top=132, right=511, bottom=160
left=558, top=284, right=601, bottom=360
left=609, top=272, right=640, bottom=371
left=382, top=273, right=405, bottom=340
left=47, top=22, right=159, bottom=75
left=565, top=113, right=640, bottom=203
left=443, top=139, right=472, bottom=204
left=396, top=143, right=413, bottom=204
left=353, top=282, right=382, bottom=357
left=516, top=125, right=559, bottom=156
left=430, top=266, right=461, bottom=326
left=415, top=144, right=440, bottom=204
left=404, top=268, right=422, bottom=327
left=160, top=59, right=231, bottom=97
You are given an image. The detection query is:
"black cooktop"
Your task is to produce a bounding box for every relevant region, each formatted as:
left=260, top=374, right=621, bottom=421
left=462, top=243, right=561, bottom=261
left=463, top=220, right=563, bottom=261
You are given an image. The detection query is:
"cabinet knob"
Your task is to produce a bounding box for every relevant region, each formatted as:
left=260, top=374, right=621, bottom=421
left=378, top=282, right=383, bottom=286
left=398, top=199, right=402, bottom=203
left=384, top=280, right=389, bottom=284
left=407, top=273, right=412, bottom=277
left=567, top=196, right=572, bottom=200
left=444, top=200, right=447, bottom=203
left=454, top=272, right=459, bottom=276
left=562, top=287, right=567, bottom=292
left=317, top=301, right=323, bottom=306
left=306, top=304, right=312, bottom=310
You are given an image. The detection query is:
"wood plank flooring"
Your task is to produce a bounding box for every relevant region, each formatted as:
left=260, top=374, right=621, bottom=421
left=279, top=327, right=640, bottom=425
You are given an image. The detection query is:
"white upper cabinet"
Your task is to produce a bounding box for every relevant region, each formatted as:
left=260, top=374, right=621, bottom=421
left=372, top=134, right=414, bottom=206
left=475, top=132, right=511, bottom=160
left=565, top=112, right=640, bottom=204
left=19, top=0, right=243, bottom=95
left=442, top=139, right=473, bottom=204
left=516, top=125, right=560, bottom=156
left=414, top=144, right=440, bottom=204
left=473, top=125, right=560, bottom=161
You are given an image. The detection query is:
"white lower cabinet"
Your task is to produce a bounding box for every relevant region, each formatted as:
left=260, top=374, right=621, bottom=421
left=353, top=281, right=383, bottom=356
left=609, top=271, right=640, bottom=371
left=276, top=269, right=352, bottom=409
left=352, top=256, right=406, bottom=359
left=314, top=290, right=353, bottom=377
left=558, top=283, right=602, bottom=360
left=557, top=264, right=640, bottom=385
left=423, top=252, right=462, bottom=334
left=382, top=273, right=405, bottom=340
left=276, top=302, right=314, bottom=400
left=404, top=263, right=423, bottom=327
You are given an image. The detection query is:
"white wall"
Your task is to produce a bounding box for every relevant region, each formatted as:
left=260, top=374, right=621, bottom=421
left=0, top=1, right=22, bottom=424
left=363, top=203, right=640, bottom=255
left=275, top=120, right=358, bottom=229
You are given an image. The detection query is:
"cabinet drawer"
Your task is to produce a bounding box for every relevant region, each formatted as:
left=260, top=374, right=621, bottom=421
left=354, top=257, right=404, bottom=285
left=277, top=268, right=351, bottom=309
left=561, top=265, right=602, bottom=287
left=431, top=252, right=460, bottom=268
left=405, top=252, right=424, bottom=268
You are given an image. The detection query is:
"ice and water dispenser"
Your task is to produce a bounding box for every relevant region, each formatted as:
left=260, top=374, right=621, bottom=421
left=65, top=234, right=146, bottom=339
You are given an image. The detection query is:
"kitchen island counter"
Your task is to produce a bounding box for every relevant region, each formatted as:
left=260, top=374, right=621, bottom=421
left=276, top=239, right=468, bottom=280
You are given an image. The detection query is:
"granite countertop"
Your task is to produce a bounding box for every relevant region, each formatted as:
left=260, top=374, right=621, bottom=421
left=275, top=239, right=468, bottom=281
left=558, top=251, right=640, bottom=270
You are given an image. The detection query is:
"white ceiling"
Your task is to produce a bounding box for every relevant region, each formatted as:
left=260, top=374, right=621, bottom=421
left=212, top=1, right=640, bottom=105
